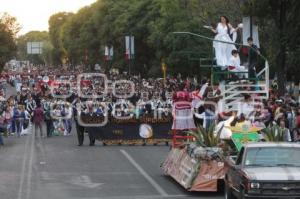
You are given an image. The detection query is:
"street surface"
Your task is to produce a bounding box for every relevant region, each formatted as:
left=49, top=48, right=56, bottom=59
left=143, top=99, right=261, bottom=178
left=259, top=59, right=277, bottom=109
left=0, top=132, right=223, bottom=199
left=0, top=84, right=222, bottom=199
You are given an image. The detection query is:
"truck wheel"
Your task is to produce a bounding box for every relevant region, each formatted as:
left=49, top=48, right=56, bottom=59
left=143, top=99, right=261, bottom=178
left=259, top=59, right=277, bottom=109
left=239, top=188, right=245, bottom=199
left=224, top=182, right=234, bottom=199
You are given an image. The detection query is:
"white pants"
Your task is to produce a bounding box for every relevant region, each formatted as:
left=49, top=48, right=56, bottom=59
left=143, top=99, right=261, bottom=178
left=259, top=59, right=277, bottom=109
left=229, top=65, right=248, bottom=78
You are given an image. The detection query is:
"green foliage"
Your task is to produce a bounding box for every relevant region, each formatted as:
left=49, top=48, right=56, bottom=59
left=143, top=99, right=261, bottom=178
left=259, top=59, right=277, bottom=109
left=61, top=5, right=100, bottom=69
left=48, top=12, right=73, bottom=65
left=187, top=124, right=223, bottom=147
left=262, top=125, right=285, bottom=142
left=47, top=0, right=243, bottom=76
left=0, top=12, right=20, bottom=70
left=242, top=0, right=300, bottom=93
left=0, top=12, right=20, bottom=35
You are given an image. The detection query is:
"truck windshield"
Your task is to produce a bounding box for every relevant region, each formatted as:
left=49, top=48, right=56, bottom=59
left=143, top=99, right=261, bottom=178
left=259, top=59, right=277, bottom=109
left=245, top=147, right=300, bottom=167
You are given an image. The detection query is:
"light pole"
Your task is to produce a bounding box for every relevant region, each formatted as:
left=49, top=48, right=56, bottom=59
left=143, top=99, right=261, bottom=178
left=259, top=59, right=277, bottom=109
left=125, top=35, right=134, bottom=75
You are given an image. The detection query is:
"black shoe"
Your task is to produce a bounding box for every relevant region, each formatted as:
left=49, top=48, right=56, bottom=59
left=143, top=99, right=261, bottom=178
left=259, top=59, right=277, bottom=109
left=78, top=144, right=83, bottom=146
left=89, top=143, right=95, bottom=146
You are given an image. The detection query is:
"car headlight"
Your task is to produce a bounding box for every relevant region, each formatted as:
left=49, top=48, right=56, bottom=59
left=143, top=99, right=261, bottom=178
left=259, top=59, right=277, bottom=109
left=250, top=182, right=260, bottom=189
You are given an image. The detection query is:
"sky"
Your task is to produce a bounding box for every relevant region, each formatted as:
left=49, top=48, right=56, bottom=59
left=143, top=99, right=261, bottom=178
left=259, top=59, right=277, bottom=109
left=0, top=0, right=97, bottom=35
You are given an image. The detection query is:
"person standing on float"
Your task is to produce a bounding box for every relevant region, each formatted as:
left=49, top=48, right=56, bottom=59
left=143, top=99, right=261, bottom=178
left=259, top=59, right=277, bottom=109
left=210, top=16, right=241, bottom=69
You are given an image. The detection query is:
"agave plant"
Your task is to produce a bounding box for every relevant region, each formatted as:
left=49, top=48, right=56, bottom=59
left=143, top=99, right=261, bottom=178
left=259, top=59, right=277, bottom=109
left=262, top=124, right=285, bottom=142
left=187, top=124, right=224, bottom=147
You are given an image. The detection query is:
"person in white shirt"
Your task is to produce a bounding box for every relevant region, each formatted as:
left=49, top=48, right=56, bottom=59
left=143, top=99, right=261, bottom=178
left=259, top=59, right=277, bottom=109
left=237, top=94, right=254, bottom=120
left=228, top=50, right=248, bottom=78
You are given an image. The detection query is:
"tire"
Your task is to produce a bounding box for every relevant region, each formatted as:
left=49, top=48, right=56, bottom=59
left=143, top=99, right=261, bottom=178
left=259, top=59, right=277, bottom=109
left=239, top=188, right=245, bottom=199
left=224, top=182, right=235, bottom=199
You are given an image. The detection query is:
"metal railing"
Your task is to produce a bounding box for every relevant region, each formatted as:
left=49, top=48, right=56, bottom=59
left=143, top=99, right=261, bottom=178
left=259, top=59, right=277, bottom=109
left=172, top=32, right=270, bottom=112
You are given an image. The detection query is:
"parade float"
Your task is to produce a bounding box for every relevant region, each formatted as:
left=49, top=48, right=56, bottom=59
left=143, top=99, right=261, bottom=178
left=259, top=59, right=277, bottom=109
left=161, top=16, right=271, bottom=191
left=161, top=119, right=264, bottom=192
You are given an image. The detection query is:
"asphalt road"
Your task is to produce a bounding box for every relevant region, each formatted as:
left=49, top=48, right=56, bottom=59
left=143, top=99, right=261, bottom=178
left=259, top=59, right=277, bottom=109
left=0, top=130, right=223, bottom=199
left=0, top=84, right=223, bottom=199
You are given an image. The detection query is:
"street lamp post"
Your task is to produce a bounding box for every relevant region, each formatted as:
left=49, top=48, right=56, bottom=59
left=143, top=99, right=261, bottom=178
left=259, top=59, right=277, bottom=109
left=125, top=35, right=134, bottom=75
left=129, top=34, right=131, bottom=75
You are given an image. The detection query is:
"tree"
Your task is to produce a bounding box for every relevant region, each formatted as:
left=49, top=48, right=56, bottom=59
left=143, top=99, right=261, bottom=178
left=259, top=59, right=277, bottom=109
left=48, top=12, right=73, bottom=65
left=145, top=0, right=242, bottom=76
left=243, top=0, right=300, bottom=95
left=51, top=0, right=243, bottom=77
left=61, top=5, right=99, bottom=69
left=0, top=12, right=20, bottom=70
left=0, top=12, right=20, bottom=35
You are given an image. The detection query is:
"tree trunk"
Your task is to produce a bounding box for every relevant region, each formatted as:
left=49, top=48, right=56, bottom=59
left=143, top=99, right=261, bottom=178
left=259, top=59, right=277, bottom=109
left=277, top=0, right=287, bottom=96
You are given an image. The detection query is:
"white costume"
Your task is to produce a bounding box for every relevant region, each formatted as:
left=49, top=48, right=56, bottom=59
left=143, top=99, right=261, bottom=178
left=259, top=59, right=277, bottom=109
left=213, top=23, right=237, bottom=69
left=215, top=116, right=235, bottom=139
left=228, top=55, right=248, bottom=78
left=237, top=102, right=254, bottom=119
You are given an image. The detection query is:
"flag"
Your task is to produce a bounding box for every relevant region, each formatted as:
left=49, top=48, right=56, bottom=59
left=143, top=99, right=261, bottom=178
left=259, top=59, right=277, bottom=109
left=105, top=46, right=109, bottom=61
left=105, top=46, right=113, bottom=61
left=125, top=36, right=134, bottom=60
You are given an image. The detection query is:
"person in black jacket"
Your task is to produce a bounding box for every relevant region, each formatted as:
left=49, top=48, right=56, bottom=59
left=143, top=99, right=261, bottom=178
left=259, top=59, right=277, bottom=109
left=74, top=102, right=96, bottom=146
left=74, top=99, right=84, bottom=146
left=247, top=37, right=260, bottom=80
left=75, top=114, right=85, bottom=146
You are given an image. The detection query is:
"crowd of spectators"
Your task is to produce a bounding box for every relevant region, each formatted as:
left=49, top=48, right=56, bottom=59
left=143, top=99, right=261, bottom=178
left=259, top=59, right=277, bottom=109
left=0, top=67, right=299, bottom=147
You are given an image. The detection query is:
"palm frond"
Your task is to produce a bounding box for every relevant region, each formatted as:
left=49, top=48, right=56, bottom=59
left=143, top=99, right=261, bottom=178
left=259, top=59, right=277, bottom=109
left=187, top=124, right=223, bottom=147
left=262, top=124, right=285, bottom=142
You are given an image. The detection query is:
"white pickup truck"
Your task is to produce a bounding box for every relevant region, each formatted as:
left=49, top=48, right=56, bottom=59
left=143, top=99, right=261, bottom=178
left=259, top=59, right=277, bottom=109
left=224, top=142, right=300, bottom=199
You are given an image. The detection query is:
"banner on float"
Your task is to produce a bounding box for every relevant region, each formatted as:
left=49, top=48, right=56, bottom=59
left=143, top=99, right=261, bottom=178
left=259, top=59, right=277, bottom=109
left=231, top=132, right=259, bottom=151
left=83, top=115, right=172, bottom=144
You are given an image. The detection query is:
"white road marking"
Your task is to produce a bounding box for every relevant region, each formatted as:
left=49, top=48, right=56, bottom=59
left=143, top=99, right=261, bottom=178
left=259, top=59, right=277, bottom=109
left=70, top=175, right=104, bottom=189
left=120, top=149, right=168, bottom=197
left=26, top=128, right=36, bottom=199
left=17, top=131, right=31, bottom=199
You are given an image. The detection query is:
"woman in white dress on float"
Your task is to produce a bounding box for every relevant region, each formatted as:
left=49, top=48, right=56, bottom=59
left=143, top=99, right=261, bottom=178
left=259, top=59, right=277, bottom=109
left=210, top=16, right=241, bottom=69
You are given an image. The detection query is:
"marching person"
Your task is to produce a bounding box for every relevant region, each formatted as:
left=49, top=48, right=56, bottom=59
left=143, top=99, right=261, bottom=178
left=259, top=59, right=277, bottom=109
left=74, top=111, right=85, bottom=146
left=13, top=105, right=24, bottom=137
left=74, top=99, right=96, bottom=146
left=20, top=105, right=30, bottom=135
left=44, top=102, right=54, bottom=137
left=0, top=113, right=5, bottom=146
left=32, top=103, right=45, bottom=137
left=3, top=106, right=12, bottom=136
left=25, top=94, right=36, bottom=119
left=83, top=104, right=96, bottom=146
left=61, top=103, right=72, bottom=136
